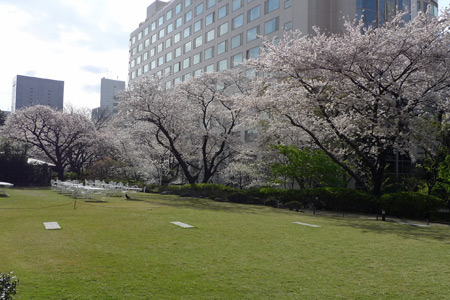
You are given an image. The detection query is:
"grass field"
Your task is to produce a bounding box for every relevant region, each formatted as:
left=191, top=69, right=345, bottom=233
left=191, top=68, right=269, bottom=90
left=1, top=189, right=449, bottom=299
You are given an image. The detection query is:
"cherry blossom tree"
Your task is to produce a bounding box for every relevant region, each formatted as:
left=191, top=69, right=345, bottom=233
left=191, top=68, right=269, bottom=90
left=117, top=70, right=252, bottom=184
left=4, top=105, right=98, bottom=179
left=245, top=11, right=450, bottom=196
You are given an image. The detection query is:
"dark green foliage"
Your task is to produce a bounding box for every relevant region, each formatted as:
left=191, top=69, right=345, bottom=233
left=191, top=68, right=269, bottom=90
left=0, top=272, right=18, bottom=300
left=380, top=192, right=446, bottom=219
left=0, top=140, right=51, bottom=186
left=0, top=110, right=6, bottom=126
left=285, top=201, right=303, bottom=211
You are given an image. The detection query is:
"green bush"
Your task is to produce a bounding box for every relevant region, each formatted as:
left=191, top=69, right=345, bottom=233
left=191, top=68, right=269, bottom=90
left=380, top=192, right=446, bottom=219
left=0, top=272, right=18, bottom=300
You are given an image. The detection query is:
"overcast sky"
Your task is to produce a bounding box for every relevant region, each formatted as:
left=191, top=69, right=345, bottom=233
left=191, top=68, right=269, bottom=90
left=0, top=0, right=167, bottom=112
left=0, top=0, right=449, bottom=112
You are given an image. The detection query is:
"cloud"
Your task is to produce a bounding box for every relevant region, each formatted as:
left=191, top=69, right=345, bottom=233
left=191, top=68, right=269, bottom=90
left=81, top=65, right=105, bottom=74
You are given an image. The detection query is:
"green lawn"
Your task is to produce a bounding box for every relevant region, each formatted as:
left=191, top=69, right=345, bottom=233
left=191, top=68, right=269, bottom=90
left=1, top=189, right=449, bottom=299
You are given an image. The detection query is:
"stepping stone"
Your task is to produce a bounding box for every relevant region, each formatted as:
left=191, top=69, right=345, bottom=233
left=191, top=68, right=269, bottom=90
left=44, top=222, right=62, bottom=230
left=293, top=221, right=320, bottom=228
left=396, top=221, right=430, bottom=228
left=170, top=221, right=194, bottom=228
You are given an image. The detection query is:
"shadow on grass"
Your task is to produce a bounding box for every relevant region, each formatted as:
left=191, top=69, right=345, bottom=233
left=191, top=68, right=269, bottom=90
left=332, top=217, right=450, bottom=242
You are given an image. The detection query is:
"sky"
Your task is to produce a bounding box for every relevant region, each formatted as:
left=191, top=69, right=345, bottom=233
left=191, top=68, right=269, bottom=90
left=0, top=0, right=449, bottom=112
left=0, top=0, right=167, bottom=112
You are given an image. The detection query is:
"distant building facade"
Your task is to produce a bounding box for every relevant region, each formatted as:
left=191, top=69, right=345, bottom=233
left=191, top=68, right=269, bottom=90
left=11, top=75, right=64, bottom=112
left=91, top=77, right=125, bottom=121
left=128, top=0, right=438, bottom=86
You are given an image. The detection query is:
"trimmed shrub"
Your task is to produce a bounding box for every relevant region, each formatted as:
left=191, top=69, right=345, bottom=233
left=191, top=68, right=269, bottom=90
left=380, top=192, right=445, bottom=219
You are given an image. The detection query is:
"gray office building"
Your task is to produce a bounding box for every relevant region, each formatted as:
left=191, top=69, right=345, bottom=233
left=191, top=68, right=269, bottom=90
left=100, top=77, right=125, bottom=114
left=128, top=0, right=438, bottom=85
left=11, top=75, right=64, bottom=113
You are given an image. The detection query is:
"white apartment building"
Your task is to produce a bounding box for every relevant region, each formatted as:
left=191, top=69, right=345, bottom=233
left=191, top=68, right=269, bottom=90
left=128, top=0, right=438, bottom=86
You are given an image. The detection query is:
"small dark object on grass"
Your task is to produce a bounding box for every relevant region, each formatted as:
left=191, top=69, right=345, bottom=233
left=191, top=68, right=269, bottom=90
left=1, top=272, right=19, bottom=300
left=125, top=194, right=131, bottom=200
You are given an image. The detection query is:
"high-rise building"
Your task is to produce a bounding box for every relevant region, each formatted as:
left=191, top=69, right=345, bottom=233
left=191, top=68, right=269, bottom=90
left=100, top=77, right=126, bottom=114
left=128, top=0, right=438, bottom=86
left=11, top=75, right=64, bottom=113
left=91, top=77, right=125, bottom=121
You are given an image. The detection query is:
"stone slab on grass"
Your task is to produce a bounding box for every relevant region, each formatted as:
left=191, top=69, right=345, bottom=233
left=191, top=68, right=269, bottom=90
left=171, top=221, right=194, bottom=228
left=293, top=221, right=320, bottom=228
left=44, top=222, right=62, bottom=230
left=396, top=221, right=430, bottom=228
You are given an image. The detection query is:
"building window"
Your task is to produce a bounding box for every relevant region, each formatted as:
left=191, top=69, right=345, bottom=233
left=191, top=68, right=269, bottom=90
left=194, top=20, right=202, bottom=32
left=284, top=21, right=292, bottom=30
left=184, top=41, right=192, bottom=53
left=217, top=40, right=227, bottom=54
left=206, top=29, right=215, bottom=42
left=183, top=57, right=190, bottom=69
left=184, top=26, right=191, bottom=38
left=175, top=3, right=182, bottom=14
left=231, top=53, right=243, bottom=67
left=248, top=5, right=260, bottom=22
left=159, top=16, right=164, bottom=26
left=232, top=0, right=243, bottom=11
left=143, top=51, right=149, bottom=61
left=232, top=14, right=244, bottom=30
left=196, top=3, right=204, bottom=15
left=205, top=64, right=214, bottom=73
left=167, top=23, right=174, bottom=34
left=175, top=46, right=182, bottom=57
left=159, top=28, right=165, bottom=39
left=218, top=58, right=228, bottom=71
left=151, top=34, right=157, bottom=44
left=145, top=39, right=150, bottom=48
left=193, top=52, right=201, bottom=65
left=265, top=0, right=279, bottom=14
left=218, top=4, right=228, bottom=19
left=158, top=56, right=164, bottom=66
left=144, top=64, right=149, bottom=73
left=219, top=22, right=229, bottom=36
left=166, top=52, right=173, bottom=62
left=165, top=66, right=171, bottom=76
left=231, top=33, right=242, bottom=49
left=131, top=71, right=136, bottom=79
left=137, top=56, right=141, bottom=64
left=207, top=0, right=216, bottom=9
left=185, top=0, right=192, bottom=7
left=195, top=35, right=203, bottom=48
left=264, top=17, right=279, bottom=34
left=185, top=10, right=193, bottom=22
left=151, top=60, right=156, bottom=70
left=132, top=47, right=137, bottom=55
left=151, top=21, right=156, bottom=31
left=150, top=47, right=155, bottom=57
left=165, top=38, right=172, bottom=48
left=174, top=77, right=181, bottom=84
left=132, top=36, right=136, bottom=44
left=131, top=59, right=135, bottom=68
left=246, top=46, right=260, bottom=59
left=174, top=62, right=181, bottom=73
left=167, top=9, right=173, bottom=20
left=174, top=32, right=181, bottom=43
left=166, top=81, right=172, bottom=89
left=284, top=0, right=292, bottom=9
left=176, top=17, right=183, bottom=28
left=194, top=69, right=202, bottom=77
left=138, top=31, right=142, bottom=40
left=183, top=73, right=191, bottom=81
left=157, top=42, right=163, bottom=53
left=205, top=47, right=214, bottom=60
left=206, top=12, right=215, bottom=26
left=138, top=43, right=143, bottom=52
left=144, top=27, right=149, bottom=35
